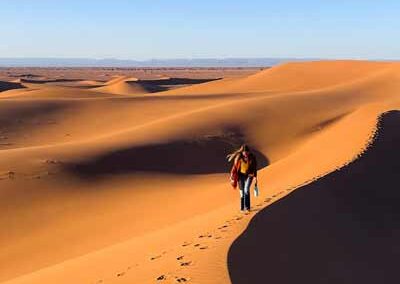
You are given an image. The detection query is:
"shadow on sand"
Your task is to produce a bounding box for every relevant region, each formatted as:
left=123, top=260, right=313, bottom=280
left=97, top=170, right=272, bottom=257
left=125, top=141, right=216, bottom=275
left=64, top=127, right=269, bottom=180
left=129, top=77, right=221, bottom=93
left=228, top=110, right=400, bottom=284
left=20, top=78, right=82, bottom=84
left=0, top=81, right=25, bottom=92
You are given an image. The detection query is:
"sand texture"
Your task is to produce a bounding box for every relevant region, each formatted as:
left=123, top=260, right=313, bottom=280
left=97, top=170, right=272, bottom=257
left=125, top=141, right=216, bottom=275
left=1, top=61, right=400, bottom=284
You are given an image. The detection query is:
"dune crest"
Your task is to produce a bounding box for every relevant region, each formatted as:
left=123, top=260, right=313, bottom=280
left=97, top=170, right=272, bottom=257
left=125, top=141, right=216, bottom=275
left=93, top=77, right=150, bottom=95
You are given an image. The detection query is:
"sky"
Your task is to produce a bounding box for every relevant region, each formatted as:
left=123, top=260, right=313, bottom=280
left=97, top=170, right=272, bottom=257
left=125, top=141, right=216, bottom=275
left=1, top=0, right=399, bottom=60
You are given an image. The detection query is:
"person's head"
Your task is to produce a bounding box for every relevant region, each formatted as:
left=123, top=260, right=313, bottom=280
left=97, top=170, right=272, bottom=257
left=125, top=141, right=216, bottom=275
left=226, top=143, right=251, bottom=162
left=241, top=144, right=250, bottom=157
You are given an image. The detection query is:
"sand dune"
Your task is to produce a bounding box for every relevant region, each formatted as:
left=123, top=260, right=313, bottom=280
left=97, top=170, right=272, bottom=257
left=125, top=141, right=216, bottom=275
left=93, top=76, right=151, bottom=95
left=166, top=60, right=397, bottom=96
left=226, top=60, right=394, bottom=92
left=1, top=60, right=400, bottom=284
left=20, top=78, right=81, bottom=84
left=93, top=76, right=220, bottom=95
left=228, top=110, right=400, bottom=284
left=45, top=80, right=105, bottom=88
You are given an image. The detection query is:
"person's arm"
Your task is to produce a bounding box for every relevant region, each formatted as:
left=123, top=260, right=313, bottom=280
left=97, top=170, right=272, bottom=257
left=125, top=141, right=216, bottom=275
left=230, top=156, right=239, bottom=176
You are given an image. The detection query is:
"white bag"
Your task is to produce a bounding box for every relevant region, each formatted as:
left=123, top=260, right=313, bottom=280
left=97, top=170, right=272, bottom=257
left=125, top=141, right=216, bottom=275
left=254, top=184, right=259, bottom=197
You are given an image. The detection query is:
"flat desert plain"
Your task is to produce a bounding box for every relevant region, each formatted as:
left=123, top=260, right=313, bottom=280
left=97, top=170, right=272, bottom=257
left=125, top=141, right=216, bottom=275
left=1, top=61, right=400, bottom=284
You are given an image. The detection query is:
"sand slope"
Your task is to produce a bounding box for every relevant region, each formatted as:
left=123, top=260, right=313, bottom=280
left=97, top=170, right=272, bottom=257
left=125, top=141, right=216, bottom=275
left=1, top=61, right=400, bottom=284
left=93, top=76, right=147, bottom=95
left=165, top=60, right=397, bottom=96
left=228, top=110, right=400, bottom=284
left=92, top=76, right=220, bottom=95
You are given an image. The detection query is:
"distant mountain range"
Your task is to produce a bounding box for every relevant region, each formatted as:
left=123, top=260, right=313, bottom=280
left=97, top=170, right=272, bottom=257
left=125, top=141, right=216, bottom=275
left=0, top=57, right=317, bottom=67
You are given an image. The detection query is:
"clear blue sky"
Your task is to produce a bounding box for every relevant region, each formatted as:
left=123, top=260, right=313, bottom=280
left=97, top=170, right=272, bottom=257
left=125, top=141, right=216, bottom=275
left=1, top=0, right=399, bottom=60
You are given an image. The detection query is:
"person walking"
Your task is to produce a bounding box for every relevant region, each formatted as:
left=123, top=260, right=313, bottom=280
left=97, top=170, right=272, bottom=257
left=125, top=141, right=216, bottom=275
left=227, top=144, right=258, bottom=212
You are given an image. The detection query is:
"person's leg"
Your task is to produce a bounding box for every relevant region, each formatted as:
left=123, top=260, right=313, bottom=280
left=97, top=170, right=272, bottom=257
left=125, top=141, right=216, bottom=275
left=240, top=190, right=245, bottom=211
left=238, top=173, right=246, bottom=211
left=244, top=176, right=253, bottom=210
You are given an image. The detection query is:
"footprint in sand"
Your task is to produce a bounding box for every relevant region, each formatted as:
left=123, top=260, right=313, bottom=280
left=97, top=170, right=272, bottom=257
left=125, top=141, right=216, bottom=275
left=150, top=255, right=162, bottom=260
left=157, top=274, right=167, bottom=281
left=176, top=255, right=184, bottom=260
left=175, top=277, right=188, bottom=282
left=199, top=246, right=208, bottom=250
left=264, top=198, right=272, bottom=203
left=180, top=261, right=192, bottom=266
left=116, top=271, right=125, bottom=277
left=7, top=171, right=15, bottom=179
left=182, top=242, right=192, bottom=247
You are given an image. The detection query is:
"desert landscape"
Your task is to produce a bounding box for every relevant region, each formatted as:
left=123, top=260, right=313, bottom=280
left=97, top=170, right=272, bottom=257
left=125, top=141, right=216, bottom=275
left=0, top=60, right=399, bottom=284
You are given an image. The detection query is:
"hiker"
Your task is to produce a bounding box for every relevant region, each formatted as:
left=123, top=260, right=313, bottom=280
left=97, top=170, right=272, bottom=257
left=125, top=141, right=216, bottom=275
left=227, top=144, right=258, bottom=212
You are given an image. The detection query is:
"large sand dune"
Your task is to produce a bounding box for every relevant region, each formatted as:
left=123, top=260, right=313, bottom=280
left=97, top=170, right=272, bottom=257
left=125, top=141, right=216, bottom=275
left=1, top=61, right=400, bottom=284
left=228, top=110, right=400, bottom=284
left=93, top=76, right=220, bottom=95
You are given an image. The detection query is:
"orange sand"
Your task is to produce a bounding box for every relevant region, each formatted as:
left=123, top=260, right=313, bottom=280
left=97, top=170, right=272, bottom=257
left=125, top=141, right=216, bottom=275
left=1, top=60, right=400, bottom=284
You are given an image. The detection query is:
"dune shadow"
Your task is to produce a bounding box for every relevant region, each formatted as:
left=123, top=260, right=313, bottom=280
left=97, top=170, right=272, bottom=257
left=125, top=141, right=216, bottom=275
left=228, top=110, right=400, bottom=284
left=63, top=127, right=269, bottom=180
left=0, top=81, right=25, bottom=92
left=20, top=78, right=82, bottom=84
left=140, top=78, right=220, bottom=86
left=0, top=102, right=68, bottom=130
left=131, top=77, right=221, bottom=93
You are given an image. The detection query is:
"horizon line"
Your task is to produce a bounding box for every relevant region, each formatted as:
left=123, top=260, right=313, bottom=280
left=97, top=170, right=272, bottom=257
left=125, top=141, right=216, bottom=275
left=0, top=57, right=397, bottom=68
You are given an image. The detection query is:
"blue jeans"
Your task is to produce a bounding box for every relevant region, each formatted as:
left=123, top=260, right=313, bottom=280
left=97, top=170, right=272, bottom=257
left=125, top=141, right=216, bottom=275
left=238, top=172, right=253, bottom=210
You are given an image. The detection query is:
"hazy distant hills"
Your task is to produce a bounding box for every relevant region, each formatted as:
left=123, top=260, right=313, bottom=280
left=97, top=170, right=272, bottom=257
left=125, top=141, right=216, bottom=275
left=0, top=58, right=314, bottom=67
